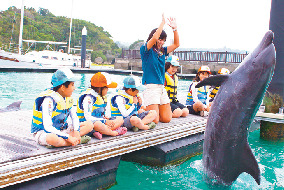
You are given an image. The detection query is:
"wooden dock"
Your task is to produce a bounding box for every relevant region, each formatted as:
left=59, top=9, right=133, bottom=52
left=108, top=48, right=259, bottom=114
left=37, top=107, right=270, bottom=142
left=0, top=110, right=206, bottom=188
left=255, top=112, right=284, bottom=123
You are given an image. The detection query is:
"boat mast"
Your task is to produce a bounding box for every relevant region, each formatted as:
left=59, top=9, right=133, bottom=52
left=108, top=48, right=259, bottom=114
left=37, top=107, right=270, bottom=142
left=18, top=0, right=25, bottom=55
left=68, top=0, right=74, bottom=54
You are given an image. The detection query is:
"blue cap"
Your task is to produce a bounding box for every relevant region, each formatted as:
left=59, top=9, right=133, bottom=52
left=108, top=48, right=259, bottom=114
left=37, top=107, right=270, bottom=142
left=123, top=76, right=146, bottom=91
left=51, top=68, right=78, bottom=87
left=166, top=55, right=180, bottom=67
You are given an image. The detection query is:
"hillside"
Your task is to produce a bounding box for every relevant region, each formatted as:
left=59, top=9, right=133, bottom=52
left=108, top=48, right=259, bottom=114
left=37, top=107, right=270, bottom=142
left=0, top=6, right=121, bottom=62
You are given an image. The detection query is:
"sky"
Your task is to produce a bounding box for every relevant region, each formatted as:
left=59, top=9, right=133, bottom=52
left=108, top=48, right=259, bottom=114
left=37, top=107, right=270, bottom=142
left=1, top=0, right=272, bottom=52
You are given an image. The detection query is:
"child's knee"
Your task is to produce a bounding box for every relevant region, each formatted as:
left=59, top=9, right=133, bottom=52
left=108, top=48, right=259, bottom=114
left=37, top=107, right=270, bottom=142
left=173, top=108, right=182, bottom=117
left=130, top=116, right=140, bottom=125
left=181, top=108, right=189, bottom=117
left=148, top=110, right=157, bottom=118
left=82, top=120, right=94, bottom=131
left=93, top=121, right=104, bottom=130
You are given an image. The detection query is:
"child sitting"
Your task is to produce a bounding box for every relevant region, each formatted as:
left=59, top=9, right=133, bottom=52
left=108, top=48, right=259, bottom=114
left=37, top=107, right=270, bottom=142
left=110, top=76, right=157, bottom=132
left=186, top=66, right=212, bottom=116
left=165, top=55, right=189, bottom=118
left=77, top=72, right=126, bottom=139
left=31, top=68, right=92, bottom=148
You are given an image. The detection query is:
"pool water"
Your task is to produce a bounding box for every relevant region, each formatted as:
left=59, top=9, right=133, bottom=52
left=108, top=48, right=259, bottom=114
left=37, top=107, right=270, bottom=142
left=0, top=72, right=283, bottom=189
left=0, top=72, right=191, bottom=110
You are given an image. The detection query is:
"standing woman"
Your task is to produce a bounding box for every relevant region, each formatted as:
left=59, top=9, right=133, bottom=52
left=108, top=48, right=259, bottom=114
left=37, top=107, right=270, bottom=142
left=140, top=14, right=179, bottom=123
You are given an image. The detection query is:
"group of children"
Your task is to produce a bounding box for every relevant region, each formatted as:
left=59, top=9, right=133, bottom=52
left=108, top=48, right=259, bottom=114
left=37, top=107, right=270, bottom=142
left=165, top=57, right=230, bottom=117
left=31, top=68, right=157, bottom=148
left=31, top=63, right=230, bottom=148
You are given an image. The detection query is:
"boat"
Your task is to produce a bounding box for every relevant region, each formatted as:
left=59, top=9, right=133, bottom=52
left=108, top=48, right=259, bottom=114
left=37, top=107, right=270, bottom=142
left=6, top=0, right=91, bottom=68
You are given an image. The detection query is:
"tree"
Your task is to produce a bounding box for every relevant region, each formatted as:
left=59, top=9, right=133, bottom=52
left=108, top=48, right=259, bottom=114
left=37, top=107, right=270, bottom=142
left=129, top=40, right=144, bottom=50
left=0, top=7, right=121, bottom=57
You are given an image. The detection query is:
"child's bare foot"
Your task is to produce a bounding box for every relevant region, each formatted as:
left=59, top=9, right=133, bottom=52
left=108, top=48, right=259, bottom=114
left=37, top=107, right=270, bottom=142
left=115, top=127, right=127, bottom=135
left=93, top=132, right=102, bottom=140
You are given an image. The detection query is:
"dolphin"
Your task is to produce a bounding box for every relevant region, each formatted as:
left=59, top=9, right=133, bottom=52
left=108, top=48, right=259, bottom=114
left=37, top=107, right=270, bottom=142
left=0, top=101, right=22, bottom=112
left=196, top=31, right=276, bottom=185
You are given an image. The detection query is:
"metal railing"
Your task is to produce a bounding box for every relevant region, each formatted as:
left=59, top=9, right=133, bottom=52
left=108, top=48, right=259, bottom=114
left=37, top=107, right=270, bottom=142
left=121, top=49, right=248, bottom=63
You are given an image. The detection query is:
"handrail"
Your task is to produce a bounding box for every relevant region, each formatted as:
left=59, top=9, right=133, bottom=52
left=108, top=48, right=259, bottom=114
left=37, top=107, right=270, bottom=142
left=121, top=49, right=248, bottom=63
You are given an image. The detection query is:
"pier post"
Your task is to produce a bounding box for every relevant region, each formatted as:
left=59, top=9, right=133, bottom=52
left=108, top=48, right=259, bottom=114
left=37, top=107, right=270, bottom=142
left=81, top=26, right=87, bottom=68
left=260, top=121, right=284, bottom=140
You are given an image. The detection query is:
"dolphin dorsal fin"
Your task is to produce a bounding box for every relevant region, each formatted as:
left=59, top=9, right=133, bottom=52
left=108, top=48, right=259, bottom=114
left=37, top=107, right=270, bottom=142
left=196, top=75, right=229, bottom=88
left=6, top=101, right=22, bottom=110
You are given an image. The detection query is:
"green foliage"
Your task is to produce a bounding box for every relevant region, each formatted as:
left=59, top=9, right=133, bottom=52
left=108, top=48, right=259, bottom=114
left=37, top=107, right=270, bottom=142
left=129, top=40, right=144, bottom=50
left=91, top=51, right=106, bottom=62
left=0, top=6, right=120, bottom=59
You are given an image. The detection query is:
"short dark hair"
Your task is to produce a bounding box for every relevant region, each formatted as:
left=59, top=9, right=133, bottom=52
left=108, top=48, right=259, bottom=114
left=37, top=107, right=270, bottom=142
left=53, top=81, right=72, bottom=92
left=194, top=71, right=209, bottom=82
left=146, top=28, right=167, bottom=42
left=123, top=87, right=137, bottom=92
left=165, top=61, right=172, bottom=72
left=146, top=28, right=167, bottom=54
left=91, top=86, right=107, bottom=97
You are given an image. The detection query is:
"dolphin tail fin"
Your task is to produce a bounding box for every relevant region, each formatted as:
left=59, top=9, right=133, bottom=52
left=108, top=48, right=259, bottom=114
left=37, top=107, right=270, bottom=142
left=240, top=143, right=261, bottom=185
left=196, top=75, right=229, bottom=88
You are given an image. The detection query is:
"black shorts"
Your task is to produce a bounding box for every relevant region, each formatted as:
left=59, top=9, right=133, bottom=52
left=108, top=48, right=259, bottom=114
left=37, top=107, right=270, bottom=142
left=170, top=101, right=186, bottom=112
left=122, top=111, right=150, bottom=129
left=187, top=105, right=200, bottom=115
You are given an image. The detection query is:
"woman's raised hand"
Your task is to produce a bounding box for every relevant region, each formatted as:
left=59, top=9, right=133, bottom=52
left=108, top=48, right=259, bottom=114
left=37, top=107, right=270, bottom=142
left=167, top=17, right=177, bottom=30
left=162, top=13, right=166, bottom=25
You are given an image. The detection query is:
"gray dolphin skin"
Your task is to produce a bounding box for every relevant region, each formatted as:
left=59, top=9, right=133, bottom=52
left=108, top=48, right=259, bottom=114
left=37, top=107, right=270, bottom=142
left=196, top=31, right=276, bottom=186
left=0, top=101, right=22, bottom=112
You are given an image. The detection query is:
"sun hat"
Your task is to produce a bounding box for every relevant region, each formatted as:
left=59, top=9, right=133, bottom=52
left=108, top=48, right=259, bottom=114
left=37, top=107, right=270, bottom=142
left=166, top=55, right=180, bottom=67
left=91, top=72, right=117, bottom=88
left=198, top=66, right=211, bottom=74
left=123, top=76, right=146, bottom=91
left=218, top=68, right=230, bottom=75
left=51, top=68, right=78, bottom=87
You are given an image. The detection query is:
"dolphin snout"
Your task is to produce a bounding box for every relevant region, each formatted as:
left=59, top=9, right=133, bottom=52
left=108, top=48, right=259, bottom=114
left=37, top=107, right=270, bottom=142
left=259, top=30, right=274, bottom=52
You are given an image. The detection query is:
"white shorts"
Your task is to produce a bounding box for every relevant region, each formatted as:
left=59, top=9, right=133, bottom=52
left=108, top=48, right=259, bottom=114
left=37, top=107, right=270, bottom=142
left=143, top=84, right=170, bottom=107
left=33, top=125, right=74, bottom=146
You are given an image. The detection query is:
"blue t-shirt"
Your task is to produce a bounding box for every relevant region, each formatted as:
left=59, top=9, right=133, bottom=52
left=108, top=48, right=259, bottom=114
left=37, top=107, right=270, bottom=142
left=140, top=43, right=168, bottom=85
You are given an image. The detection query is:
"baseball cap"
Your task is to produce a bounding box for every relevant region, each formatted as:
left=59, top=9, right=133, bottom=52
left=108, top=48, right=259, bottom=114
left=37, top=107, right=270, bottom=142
left=218, top=68, right=230, bottom=75
left=198, top=66, right=211, bottom=74
left=51, top=68, right=78, bottom=87
left=123, top=76, right=146, bottom=91
left=91, top=72, right=117, bottom=88
left=166, top=55, right=180, bottom=67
